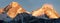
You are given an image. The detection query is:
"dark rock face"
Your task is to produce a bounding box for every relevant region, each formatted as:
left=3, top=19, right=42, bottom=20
left=11, top=12, right=34, bottom=23
left=0, top=12, right=60, bottom=23
left=10, top=13, right=60, bottom=23
left=30, top=18, right=60, bottom=23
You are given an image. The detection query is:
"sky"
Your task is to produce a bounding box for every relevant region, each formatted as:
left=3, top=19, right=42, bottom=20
left=0, top=0, right=60, bottom=14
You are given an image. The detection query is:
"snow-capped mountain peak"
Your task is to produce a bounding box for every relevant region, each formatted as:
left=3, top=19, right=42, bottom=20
left=6, top=2, right=26, bottom=19
left=32, top=4, right=59, bottom=19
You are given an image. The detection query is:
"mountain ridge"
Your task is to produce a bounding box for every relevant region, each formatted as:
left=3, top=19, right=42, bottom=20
left=0, top=2, right=60, bottom=19
left=32, top=4, right=60, bottom=19
left=0, top=2, right=26, bottom=19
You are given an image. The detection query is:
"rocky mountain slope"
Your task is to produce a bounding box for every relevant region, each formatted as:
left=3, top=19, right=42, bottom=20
left=32, top=4, right=59, bottom=19
left=0, top=2, right=60, bottom=23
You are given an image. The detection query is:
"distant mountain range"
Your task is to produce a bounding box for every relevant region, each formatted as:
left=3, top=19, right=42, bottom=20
left=0, top=2, right=60, bottom=19
left=0, top=2, right=60, bottom=23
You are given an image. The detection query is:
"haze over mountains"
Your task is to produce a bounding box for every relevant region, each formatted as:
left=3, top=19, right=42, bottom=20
left=0, top=2, right=60, bottom=19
